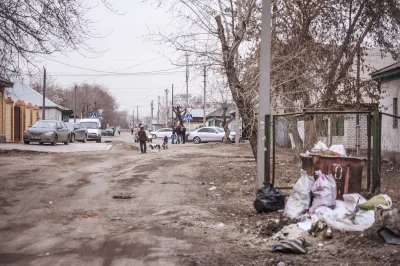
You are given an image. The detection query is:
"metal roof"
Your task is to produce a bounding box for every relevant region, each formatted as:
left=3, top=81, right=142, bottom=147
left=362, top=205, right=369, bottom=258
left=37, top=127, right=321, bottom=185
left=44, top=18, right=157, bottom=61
left=370, top=62, right=400, bottom=83
left=5, top=81, right=61, bottom=109
left=0, top=77, right=13, bottom=88
left=190, top=108, right=205, bottom=118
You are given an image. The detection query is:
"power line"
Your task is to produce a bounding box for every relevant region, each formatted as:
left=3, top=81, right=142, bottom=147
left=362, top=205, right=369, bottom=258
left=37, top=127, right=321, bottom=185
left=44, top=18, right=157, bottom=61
left=36, top=55, right=164, bottom=74
left=23, top=68, right=184, bottom=77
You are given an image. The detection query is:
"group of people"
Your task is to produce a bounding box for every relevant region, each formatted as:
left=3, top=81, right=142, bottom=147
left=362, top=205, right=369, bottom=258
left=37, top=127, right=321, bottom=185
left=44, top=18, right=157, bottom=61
left=171, top=125, right=186, bottom=144
left=137, top=124, right=187, bottom=154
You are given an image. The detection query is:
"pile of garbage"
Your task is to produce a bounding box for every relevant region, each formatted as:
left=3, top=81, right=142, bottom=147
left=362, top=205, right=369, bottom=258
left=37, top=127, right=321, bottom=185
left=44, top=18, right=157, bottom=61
left=303, top=141, right=347, bottom=157
left=253, top=139, right=400, bottom=254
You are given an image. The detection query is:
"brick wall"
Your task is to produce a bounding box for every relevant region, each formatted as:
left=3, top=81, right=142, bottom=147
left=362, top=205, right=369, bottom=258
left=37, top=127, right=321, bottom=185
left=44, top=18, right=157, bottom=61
left=5, top=97, right=14, bottom=141
left=26, top=103, right=32, bottom=128
left=0, top=88, right=4, bottom=135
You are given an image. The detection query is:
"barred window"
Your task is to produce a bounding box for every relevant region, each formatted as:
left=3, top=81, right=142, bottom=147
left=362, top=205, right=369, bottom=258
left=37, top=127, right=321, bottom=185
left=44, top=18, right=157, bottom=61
left=332, top=117, right=344, bottom=136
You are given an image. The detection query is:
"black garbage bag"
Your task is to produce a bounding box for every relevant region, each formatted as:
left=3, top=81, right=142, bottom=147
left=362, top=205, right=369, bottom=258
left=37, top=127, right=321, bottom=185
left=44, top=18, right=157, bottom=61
left=254, top=185, right=285, bottom=213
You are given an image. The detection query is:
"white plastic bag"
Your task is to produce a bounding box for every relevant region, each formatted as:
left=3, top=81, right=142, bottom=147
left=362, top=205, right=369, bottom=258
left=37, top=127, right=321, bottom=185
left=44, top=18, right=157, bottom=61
left=329, top=144, right=347, bottom=157
left=343, top=193, right=367, bottom=213
left=309, top=171, right=337, bottom=214
left=284, top=170, right=315, bottom=219
left=311, top=141, right=328, bottom=152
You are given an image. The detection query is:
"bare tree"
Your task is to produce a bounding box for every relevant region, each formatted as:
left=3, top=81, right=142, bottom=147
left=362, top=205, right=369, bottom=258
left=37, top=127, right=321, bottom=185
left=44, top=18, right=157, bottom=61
left=0, top=0, right=116, bottom=78
left=30, top=77, right=66, bottom=105
left=147, top=0, right=400, bottom=157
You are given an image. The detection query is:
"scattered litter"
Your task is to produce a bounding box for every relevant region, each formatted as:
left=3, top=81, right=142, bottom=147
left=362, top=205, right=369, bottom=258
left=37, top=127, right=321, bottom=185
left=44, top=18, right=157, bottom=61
left=152, top=210, right=168, bottom=216
left=112, top=196, right=132, bottom=199
left=209, top=182, right=215, bottom=185
left=377, top=226, right=400, bottom=245
left=272, top=238, right=307, bottom=254
left=49, top=201, right=52, bottom=204
left=254, top=185, right=285, bottom=213
left=277, top=262, right=285, bottom=266
left=72, top=211, right=99, bottom=218
left=318, top=243, right=324, bottom=247
left=46, top=253, right=50, bottom=255
left=284, top=170, right=315, bottom=219
left=209, top=186, right=217, bottom=191
left=112, top=217, right=122, bottom=222
left=272, top=224, right=308, bottom=241
left=160, top=181, right=180, bottom=185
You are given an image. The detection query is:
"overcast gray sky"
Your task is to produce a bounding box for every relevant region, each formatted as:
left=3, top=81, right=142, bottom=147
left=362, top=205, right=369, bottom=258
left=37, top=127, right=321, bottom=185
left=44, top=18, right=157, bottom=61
left=33, top=1, right=205, bottom=117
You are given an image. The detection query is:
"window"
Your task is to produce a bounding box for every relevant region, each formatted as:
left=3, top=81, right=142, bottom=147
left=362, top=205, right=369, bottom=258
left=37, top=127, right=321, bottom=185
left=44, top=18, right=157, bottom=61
left=331, top=117, right=344, bottom=136
left=394, top=98, right=398, bottom=128
left=207, top=128, right=217, bottom=133
left=198, top=128, right=208, bottom=132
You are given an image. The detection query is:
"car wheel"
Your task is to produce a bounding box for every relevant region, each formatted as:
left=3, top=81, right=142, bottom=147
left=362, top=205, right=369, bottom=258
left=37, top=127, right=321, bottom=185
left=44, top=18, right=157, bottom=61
left=64, top=135, right=70, bottom=145
left=70, top=133, right=75, bottom=143
left=39, top=142, right=44, bottom=145
left=52, top=135, right=58, bottom=146
left=96, top=137, right=101, bottom=143
left=193, top=137, right=201, bottom=144
left=24, top=141, right=30, bottom=145
left=152, top=134, right=157, bottom=139
left=82, top=134, right=87, bottom=143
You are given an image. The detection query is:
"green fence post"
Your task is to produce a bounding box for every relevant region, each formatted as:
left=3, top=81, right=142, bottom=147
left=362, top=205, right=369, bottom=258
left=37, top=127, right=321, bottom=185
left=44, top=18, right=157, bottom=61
left=372, top=110, right=381, bottom=193
left=264, top=115, right=271, bottom=186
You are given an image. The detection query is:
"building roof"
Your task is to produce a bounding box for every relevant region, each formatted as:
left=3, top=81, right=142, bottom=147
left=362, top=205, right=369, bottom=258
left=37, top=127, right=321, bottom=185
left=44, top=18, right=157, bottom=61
left=371, top=62, right=400, bottom=83
left=190, top=108, right=205, bottom=118
left=0, top=77, right=13, bottom=88
left=5, top=81, right=62, bottom=110
left=206, top=103, right=236, bottom=118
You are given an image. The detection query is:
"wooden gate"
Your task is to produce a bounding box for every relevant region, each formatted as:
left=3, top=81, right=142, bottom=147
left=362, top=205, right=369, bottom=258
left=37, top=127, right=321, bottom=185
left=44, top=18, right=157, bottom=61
left=14, top=106, right=21, bottom=142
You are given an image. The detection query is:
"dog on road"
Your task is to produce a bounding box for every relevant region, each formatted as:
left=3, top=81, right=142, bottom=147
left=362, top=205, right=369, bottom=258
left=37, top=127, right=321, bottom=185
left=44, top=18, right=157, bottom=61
left=148, top=144, right=161, bottom=154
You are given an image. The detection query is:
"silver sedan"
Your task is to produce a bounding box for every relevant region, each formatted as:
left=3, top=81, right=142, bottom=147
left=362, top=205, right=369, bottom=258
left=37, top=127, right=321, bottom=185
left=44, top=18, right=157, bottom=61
left=187, top=127, right=225, bottom=144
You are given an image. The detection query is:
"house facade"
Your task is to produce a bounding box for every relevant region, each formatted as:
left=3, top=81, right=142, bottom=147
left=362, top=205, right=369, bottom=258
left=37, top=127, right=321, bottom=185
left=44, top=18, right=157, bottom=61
left=371, top=62, right=400, bottom=153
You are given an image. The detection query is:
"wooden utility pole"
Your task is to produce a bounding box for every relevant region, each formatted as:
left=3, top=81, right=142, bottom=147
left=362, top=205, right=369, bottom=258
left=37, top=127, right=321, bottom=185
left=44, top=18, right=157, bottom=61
left=151, top=100, right=154, bottom=130
left=203, top=66, right=207, bottom=126
left=42, top=67, right=46, bottom=120
left=185, top=52, right=189, bottom=108
left=133, top=109, right=135, bottom=128
left=157, top=96, right=160, bottom=127
left=171, top=84, right=174, bottom=126
left=74, top=85, right=77, bottom=122
left=257, top=0, right=272, bottom=188
left=136, top=106, right=139, bottom=126
left=165, top=88, right=169, bottom=126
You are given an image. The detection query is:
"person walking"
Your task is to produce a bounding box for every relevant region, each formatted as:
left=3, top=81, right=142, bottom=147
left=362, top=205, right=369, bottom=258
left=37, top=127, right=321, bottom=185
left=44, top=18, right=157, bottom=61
left=171, top=126, right=176, bottom=144
left=182, top=126, right=186, bottom=144
left=176, top=126, right=181, bottom=144
left=138, top=126, right=148, bottom=154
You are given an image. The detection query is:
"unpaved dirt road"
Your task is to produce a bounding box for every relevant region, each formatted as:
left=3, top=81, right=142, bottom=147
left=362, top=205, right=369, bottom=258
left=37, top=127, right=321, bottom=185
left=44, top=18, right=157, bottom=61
left=1, top=142, right=399, bottom=266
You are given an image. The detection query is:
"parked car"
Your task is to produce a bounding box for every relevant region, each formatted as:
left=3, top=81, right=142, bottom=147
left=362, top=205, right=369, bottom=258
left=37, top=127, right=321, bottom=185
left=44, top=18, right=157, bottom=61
left=80, top=118, right=102, bottom=143
left=134, top=130, right=153, bottom=143
left=187, top=127, right=225, bottom=144
left=23, top=120, right=71, bottom=146
left=65, top=122, right=88, bottom=143
left=105, top=127, right=116, bottom=136
left=150, top=128, right=172, bottom=139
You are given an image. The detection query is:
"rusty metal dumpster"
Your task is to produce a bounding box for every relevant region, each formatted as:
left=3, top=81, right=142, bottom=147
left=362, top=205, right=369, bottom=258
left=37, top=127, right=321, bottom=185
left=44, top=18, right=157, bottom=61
left=301, top=155, right=366, bottom=200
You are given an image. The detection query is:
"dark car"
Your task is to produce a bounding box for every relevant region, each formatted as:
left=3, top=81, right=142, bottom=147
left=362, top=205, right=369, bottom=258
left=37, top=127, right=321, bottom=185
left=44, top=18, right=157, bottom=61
left=65, top=122, right=88, bottom=143
left=23, top=120, right=71, bottom=146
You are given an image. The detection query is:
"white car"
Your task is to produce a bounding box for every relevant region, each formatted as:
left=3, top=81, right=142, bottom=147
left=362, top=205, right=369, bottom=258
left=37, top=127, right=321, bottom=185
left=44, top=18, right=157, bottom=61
left=150, top=128, right=172, bottom=139
left=187, top=127, right=225, bottom=144
left=80, top=118, right=102, bottom=143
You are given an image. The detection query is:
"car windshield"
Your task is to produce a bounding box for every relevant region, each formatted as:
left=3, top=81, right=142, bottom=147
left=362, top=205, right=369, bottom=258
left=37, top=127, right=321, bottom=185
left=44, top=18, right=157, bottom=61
left=81, top=122, right=98, bottom=129
left=32, top=121, right=56, bottom=129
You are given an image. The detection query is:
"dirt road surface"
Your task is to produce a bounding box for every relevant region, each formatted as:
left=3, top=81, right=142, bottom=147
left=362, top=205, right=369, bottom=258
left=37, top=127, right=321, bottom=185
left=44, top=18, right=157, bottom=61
left=0, top=142, right=399, bottom=266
